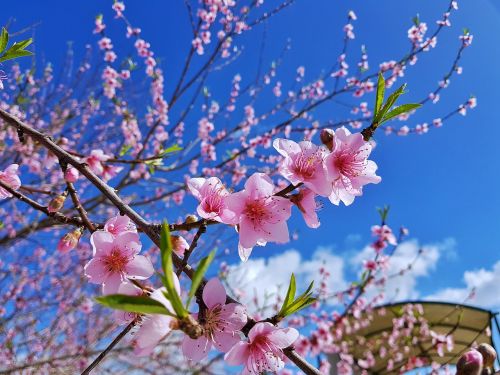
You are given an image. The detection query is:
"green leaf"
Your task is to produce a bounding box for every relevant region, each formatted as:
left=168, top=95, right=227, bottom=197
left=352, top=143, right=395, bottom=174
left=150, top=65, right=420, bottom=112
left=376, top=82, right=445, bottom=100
left=278, top=278, right=316, bottom=318
left=119, top=144, right=132, bottom=157
left=412, top=14, right=420, bottom=26
left=374, top=73, right=385, bottom=118
left=381, top=103, right=421, bottom=123
left=158, top=144, right=182, bottom=157
left=375, top=83, right=407, bottom=124
left=187, top=250, right=216, bottom=307
left=96, top=294, right=174, bottom=316
left=9, top=38, right=33, bottom=52
left=160, top=222, right=187, bottom=318
left=160, top=221, right=172, bottom=275
left=0, top=49, right=33, bottom=63
left=283, top=274, right=297, bottom=311
left=0, top=28, right=8, bottom=54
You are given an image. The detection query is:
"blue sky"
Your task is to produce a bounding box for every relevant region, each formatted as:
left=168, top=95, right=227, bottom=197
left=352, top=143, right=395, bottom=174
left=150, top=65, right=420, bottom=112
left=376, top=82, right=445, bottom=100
left=2, top=0, right=500, bottom=312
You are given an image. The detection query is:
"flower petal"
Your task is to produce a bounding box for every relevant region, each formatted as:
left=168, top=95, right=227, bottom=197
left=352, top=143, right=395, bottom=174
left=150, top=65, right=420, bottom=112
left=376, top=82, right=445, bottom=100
left=213, top=330, right=242, bottom=352
left=84, top=258, right=108, bottom=284
left=268, top=327, right=299, bottom=348
left=182, top=335, right=211, bottom=361
left=125, top=255, right=154, bottom=280
left=90, top=231, right=114, bottom=256
left=102, top=272, right=126, bottom=295
left=203, top=278, right=227, bottom=309
left=224, top=341, right=250, bottom=365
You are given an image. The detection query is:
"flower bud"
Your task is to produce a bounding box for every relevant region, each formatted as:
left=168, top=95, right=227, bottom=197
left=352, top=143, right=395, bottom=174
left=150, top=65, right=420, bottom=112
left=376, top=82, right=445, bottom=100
left=477, top=343, right=496, bottom=369
left=456, top=349, right=483, bottom=375
left=171, top=235, right=189, bottom=257
left=64, top=167, right=79, bottom=183
left=185, top=214, right=198, bottom=224
left=320, top=128, right=335, bottom=151
left=48, top=194, right=67, bottom=213
left=57, top=228, right=82, bottom=253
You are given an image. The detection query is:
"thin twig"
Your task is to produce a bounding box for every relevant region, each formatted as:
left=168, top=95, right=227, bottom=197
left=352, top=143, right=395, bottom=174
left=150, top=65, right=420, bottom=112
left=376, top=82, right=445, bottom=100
left=81, top=321, right=136, bottom=375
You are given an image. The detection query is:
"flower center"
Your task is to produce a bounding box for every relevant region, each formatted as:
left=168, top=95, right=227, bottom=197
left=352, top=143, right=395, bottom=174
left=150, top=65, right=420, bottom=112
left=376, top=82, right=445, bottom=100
left=103, top=248, right=129, bottom=273
left=291, top=152, right=319, bottom=180
left=203, top=305, right=222, bottom=339
left=244, top=200, right=270, bottom=222
left=333, top=149, right=366, bottom=178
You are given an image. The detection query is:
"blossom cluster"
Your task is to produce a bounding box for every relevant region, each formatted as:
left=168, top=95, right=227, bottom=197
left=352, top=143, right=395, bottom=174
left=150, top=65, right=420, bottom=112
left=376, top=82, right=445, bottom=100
left=188, top=126, right=381, bottom=260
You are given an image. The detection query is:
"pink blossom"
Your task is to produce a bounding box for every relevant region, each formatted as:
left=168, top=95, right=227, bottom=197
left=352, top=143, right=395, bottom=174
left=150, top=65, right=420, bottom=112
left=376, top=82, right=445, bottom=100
left=133, top=282, right=180, bottom=356
left=273, top=139, right=331, bottom=196
left=456, top=349, right=483, bottom=375
left=0, top=164, right=21, bottom=199
left=324, top=127, right=381, bottom=205
left=84, top=231, right=154, bottom=294
left=290, top=189, right=320, bottom=228
left=225, top=173, right=292, bottom=261
left=57, top=229, right=82, bottom=253
left=182, top=278, right=247, bottom=360
left=104, top=215, right=137, bottom=236
left=187, top=177, right=236, bottom=223
left=371, top=225, right=397, bottom=246
left=225, top=322, right=299, bottom=374
left=102, top=164, right=123, bottom=181
left=64, top=167, right=79, bottom=183
left=171, top=235, right=189, bottom=257
left=85, top=149, right=111, bottom=175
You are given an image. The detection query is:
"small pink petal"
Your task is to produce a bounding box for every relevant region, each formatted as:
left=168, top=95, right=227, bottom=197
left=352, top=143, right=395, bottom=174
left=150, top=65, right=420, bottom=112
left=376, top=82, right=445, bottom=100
left=203, top=278, right=227, bottom=309
left=182, top=335, right=211, bottom=361
left=224, top=341, right=250, bottom=365
left=125, top=255, right=154, bottom=280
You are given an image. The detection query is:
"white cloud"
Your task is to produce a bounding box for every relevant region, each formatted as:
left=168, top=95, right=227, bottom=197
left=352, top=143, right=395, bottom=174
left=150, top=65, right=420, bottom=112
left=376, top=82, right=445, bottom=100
left=349, top=238, right=454, bottom=301
left=426, top=260, right=500, bottom=309
left=226, top=247, right=347, bottom=314
left=225, top=238, right=458, bottom=314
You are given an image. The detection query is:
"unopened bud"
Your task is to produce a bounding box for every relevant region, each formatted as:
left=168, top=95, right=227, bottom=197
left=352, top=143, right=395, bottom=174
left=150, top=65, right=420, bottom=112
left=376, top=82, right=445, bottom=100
left=477, top=343, right=496, bottom=369
left=456, top=349, right=483, bottom=375
left=185, top=215, right=198, bottom=224
left=48, top=193, right=67, bottom=213
left=320, top=128, right=335, bottom=151
left=171, top=235, right=189, bottom=257
left=64, top=167, right=79, bottom=183
left=57, top=228, right=82, bottom=253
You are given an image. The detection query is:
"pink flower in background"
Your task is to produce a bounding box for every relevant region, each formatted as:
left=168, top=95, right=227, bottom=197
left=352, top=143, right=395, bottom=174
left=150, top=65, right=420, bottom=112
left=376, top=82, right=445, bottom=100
left=273, top=138, right=331, bottom=196
left=225, top=173, right=292, bottom=261
left=0, top=164, right=21, bottom=199
left=324, top=127, right=381, bottom=206
left=102, top=164, right=123, bottom=181
left=225, top=322, right=299, bottom=374
left=133, top=279, right=180, bottom=356
left=187, top=177, right=236, bottom=223
left=171, top=235, right=189, bottom=257
left=290, top=189, right=320, bottom=228
left=85, top=149, right=111, bottom=175
left=456, top=349, right=483, bottom=375
left=84, top=231, right=154, bottom=294
left=371, top=225, right=397, bottom=246
left=64, top=167, right=79, bottom=183
left=182, top=278, right=247, bottom=361
left=104, top=215, right=137, bottom=236
left=57, top=229, right=82, bottom=253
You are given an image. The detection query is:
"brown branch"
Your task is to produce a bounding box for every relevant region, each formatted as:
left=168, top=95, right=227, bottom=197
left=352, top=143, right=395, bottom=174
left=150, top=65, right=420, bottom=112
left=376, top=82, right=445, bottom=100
left=176, top=220, right=207, bottom=277
left=0, top=180, right=87, bottom=228
left=81, top=321, right=136, bottom=375
left=0, top=108, right=321, bottom=375
left=65, top=180, right=96, bottom=232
